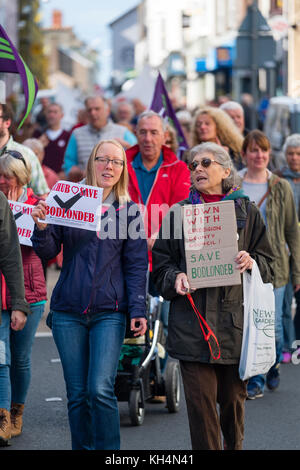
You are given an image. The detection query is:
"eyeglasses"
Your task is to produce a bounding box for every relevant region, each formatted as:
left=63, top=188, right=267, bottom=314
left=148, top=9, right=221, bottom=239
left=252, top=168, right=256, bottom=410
left=188, top=158, right=222, bottom=171
left=94, top=157, right=124, bottom=168
left=3, top=150, right=28, bottom=169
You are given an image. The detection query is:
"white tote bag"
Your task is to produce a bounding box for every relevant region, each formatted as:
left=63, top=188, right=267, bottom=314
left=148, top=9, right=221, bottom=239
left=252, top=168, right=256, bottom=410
left=239, top=260, right=276, bottom=381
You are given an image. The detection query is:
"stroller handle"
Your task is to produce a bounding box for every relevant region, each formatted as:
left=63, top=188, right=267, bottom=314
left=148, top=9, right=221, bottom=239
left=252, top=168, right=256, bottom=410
left=140, top=318, right=161, bottom=373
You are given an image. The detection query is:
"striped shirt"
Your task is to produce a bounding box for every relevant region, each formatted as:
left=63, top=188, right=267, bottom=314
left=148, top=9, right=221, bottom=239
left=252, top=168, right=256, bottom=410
left=63, top=121, right=137, bottom=174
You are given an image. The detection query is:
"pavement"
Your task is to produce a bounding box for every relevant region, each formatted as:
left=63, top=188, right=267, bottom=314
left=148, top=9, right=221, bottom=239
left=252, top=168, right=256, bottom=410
left=27, top=264, right=300, bottom=451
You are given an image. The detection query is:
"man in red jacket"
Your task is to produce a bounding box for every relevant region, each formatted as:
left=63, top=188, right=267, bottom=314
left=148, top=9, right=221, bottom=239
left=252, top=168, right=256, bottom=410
left=126, top=110, right=190, bottom=266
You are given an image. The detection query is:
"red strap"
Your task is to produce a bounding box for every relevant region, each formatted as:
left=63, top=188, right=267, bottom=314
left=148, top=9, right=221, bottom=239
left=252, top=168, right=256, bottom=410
left=187, top=294, right=221, bottom=361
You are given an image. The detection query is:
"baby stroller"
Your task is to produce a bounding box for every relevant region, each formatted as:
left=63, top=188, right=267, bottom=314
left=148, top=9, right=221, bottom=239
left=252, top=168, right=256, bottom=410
left=114, top=294, right=181, bottom=425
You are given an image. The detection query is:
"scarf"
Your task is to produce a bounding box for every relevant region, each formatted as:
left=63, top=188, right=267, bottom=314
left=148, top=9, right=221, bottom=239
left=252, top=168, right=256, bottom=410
left=188, top=186, right=248, bottom=204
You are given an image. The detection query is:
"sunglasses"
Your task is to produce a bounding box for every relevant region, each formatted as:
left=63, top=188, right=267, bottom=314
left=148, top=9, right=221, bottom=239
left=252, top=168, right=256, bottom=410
left=4, top=150, right=28, bottom=169
left=188, top=158, right=222, bottom=171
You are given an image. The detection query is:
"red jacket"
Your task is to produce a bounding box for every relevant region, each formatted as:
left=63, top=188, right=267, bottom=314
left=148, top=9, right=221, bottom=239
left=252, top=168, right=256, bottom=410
left=126, top=145, right=191, bottom=267
left=2, top=188, right=47, bottom=309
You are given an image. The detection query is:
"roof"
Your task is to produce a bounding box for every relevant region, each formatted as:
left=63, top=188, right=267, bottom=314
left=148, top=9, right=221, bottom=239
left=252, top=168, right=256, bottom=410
left=109, top=3, right=139, bottom=27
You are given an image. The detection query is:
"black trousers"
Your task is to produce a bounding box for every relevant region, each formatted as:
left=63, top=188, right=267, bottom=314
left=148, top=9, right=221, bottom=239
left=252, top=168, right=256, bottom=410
left=294, top=289, right=300, bottom=341
left=180, top=361, right=247, bottom=450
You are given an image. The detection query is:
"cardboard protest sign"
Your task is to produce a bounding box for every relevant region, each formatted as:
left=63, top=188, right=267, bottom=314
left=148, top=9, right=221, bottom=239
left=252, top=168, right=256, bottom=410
left=41, top=181, right=103, bottom=231
left=183, top=201, right=241, bottom=289
left=8, top=200, right=34, bottom=246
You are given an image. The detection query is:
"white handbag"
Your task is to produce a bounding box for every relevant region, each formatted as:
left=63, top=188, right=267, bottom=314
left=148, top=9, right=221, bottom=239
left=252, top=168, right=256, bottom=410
left=239, top=260, right=276, bottom=381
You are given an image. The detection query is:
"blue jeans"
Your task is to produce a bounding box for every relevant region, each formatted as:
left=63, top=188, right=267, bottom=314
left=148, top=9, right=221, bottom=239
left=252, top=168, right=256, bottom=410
left=248, top=285, right=286, bottom=391
left=0, top=304, right=44, bottom=410
left=51, top=310, right=126, bottom=450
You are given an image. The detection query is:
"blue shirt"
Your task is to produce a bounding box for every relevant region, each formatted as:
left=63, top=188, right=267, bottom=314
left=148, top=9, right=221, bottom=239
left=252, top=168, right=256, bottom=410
left=132, top=152, right=163, bottom=204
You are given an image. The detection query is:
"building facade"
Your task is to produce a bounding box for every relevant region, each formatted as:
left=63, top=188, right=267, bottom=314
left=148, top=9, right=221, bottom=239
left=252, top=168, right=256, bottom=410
left=42, top=10, right=98, bottom=95
left=109, top=6, right=139, bottom=92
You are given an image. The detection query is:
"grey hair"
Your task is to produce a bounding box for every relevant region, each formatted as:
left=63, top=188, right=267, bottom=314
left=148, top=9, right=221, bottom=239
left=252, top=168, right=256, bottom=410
left=220, top=101, right=244, bottom=114
left=137, top=110, right=167, bottom=131
left=112, top=100, right=134, bottom=118
left=283, top=134, right=300, bottom=155
left=189, top=142, right=241, bottom=193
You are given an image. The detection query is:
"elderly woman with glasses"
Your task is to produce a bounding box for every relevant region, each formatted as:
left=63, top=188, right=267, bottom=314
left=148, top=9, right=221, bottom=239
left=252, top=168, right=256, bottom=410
left=0, top=150, right=47, bottom=444
left=151, top=142, right=274, bottom=450
left=31, top=139, right=148, bottom=450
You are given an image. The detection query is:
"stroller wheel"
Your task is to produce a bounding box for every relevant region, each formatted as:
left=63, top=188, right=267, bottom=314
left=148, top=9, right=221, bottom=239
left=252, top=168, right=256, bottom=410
left=165, top=361, right=180, bottom=413
left=129, top=388, right=145, bottom=426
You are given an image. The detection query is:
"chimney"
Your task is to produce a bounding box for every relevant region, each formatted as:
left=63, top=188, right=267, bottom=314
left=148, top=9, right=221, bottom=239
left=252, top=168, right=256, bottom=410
left=52, top=10, right=63, bottom=29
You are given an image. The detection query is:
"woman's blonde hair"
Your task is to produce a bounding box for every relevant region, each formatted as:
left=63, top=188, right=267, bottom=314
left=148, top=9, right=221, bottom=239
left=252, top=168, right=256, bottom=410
left=192, top=106, right=244, bottom=156
left=0, top=152, right=31, bottom=186
left=86, top=139, right=130, bottom=203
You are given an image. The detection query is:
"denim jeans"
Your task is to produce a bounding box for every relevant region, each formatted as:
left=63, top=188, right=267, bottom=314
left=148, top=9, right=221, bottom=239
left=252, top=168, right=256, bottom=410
left=248, top=285, right=286, bottom=391
left=0, top=304, right=44, bottom=410
left=51, top=310, right=126, bottom=450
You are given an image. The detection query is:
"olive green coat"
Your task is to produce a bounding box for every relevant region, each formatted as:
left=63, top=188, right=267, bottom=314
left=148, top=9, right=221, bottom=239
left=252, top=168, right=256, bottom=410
left=264, top=174, right=300, bottom=288
left=152, top=197, right=274, bottom=364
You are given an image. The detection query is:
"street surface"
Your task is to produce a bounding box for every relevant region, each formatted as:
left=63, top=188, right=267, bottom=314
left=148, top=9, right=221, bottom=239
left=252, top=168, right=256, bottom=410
left=2, top=266, right=300, bottom=451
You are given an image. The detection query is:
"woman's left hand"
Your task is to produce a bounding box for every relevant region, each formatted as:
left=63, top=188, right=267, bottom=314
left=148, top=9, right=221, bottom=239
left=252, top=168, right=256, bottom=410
left=235, top=250, right=254, bottom=273
left=131, top=317, right=147, bottom=337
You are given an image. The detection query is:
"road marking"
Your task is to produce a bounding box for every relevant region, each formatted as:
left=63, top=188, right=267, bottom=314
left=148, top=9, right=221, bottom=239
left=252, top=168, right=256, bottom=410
left=45, top=397, right=63, bottom=402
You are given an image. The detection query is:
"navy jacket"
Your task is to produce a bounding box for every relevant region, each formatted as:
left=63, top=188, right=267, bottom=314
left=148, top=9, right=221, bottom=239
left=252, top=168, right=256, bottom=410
left=31, top=200, right=148, bottom=319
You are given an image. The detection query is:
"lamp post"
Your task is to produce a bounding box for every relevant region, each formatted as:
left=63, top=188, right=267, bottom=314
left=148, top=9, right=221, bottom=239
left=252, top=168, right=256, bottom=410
left=250, top=0, right=259, bottom=129
left=235, top=0, right=276, bottom=129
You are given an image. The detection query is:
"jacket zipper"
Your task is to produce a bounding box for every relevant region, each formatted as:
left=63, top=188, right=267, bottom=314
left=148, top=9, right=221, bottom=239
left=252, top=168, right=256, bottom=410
left=82, top=205, right=123, bottom=314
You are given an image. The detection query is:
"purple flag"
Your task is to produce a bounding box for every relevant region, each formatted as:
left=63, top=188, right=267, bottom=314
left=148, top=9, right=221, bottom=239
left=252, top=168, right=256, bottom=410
left=0, top=25, right=38, bottom=129
left=150, top=72, right=188, bottom=158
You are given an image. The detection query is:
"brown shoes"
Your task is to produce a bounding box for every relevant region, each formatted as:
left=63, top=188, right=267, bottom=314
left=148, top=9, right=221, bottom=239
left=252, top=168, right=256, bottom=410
left=0, top=408, right=11, bottom=446
left=10, top=403, right=25, bottom=438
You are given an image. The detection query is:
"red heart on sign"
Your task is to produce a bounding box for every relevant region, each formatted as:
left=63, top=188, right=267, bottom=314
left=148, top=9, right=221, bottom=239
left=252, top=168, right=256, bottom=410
left=14, top=204, right=22, bottom=213
left=71, top=185, right=79, bottom=194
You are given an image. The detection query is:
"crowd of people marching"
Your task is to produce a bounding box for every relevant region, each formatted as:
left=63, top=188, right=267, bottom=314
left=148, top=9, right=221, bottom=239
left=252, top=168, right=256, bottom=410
left=0, top=89, right=299, bottom=451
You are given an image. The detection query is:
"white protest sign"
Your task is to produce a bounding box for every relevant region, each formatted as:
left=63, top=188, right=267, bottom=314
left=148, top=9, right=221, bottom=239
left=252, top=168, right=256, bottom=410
left=8, top=200, right=35, bottom=246
left=183, top=201, right=241, bottom=289
left=41, top=181, right=103, bottom=231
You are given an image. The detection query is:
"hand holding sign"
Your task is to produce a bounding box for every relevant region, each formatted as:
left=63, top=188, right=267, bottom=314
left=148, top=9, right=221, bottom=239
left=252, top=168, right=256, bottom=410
left=31, top=200, right=48, bottom=231
left=39, top=181, right=103, bottom=231
left=183, top=201, right=241, bottom=289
